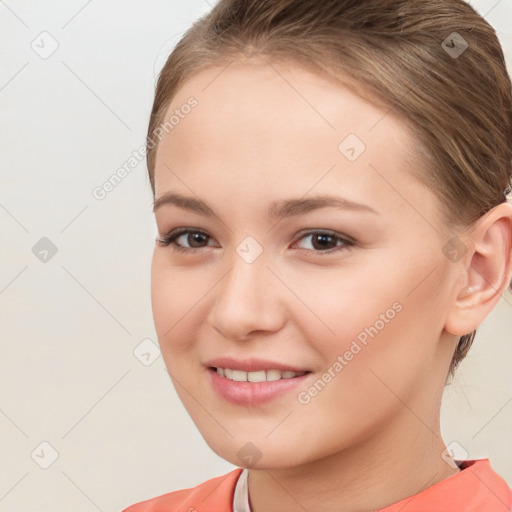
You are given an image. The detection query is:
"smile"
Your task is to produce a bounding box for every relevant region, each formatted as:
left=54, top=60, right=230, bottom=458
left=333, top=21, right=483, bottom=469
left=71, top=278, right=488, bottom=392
left=208, top=367, right=311, bottom=405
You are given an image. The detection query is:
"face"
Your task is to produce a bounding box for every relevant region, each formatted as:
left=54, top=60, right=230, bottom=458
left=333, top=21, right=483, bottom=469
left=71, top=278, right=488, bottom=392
left=150, top=60, right=460, bottom=470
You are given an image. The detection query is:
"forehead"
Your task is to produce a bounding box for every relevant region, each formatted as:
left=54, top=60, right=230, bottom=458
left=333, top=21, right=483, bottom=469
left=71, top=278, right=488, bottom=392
left=153, top=61, right=431, bottom=221
left=163, top=60, right=408, bottom=147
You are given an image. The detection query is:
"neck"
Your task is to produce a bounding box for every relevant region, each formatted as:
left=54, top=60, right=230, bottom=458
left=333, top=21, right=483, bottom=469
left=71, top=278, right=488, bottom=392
left=247, top=395, right=460, bottom=512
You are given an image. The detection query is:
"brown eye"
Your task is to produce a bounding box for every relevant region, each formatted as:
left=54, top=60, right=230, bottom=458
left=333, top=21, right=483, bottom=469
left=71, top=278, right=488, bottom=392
left=182, top=232, right=210, bottom=248
left=294, top=231, right=355, bottom=254
left=157, top=229, right=215, bottom=252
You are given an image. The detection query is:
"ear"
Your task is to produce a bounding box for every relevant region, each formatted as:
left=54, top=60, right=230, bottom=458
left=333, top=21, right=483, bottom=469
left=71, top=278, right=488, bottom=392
left=444, top=201, right=512, bottom=336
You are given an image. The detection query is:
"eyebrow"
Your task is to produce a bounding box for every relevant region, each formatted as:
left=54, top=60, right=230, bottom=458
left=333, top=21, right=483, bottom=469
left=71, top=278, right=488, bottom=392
left=153, top=192, right=378, bottom=220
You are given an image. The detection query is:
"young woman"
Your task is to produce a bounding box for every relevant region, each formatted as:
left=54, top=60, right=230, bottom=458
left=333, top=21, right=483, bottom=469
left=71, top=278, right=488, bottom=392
left=123, top=0, right=512, bottom=510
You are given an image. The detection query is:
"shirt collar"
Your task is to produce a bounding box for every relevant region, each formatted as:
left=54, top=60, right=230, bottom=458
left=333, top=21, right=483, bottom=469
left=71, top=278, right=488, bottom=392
left=233, top=467, right=250, bottom=512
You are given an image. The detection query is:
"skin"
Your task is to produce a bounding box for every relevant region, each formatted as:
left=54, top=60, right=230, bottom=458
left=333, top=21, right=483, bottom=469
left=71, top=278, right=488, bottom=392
left=150, top=59, right=512, bottom=512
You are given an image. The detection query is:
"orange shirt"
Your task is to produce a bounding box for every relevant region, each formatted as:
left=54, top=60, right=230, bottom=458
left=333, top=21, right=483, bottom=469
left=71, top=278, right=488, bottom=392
left=122, top=459, right=512, bottom=512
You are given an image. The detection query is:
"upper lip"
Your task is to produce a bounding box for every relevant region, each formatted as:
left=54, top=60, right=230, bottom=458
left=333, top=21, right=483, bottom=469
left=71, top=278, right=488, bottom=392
left=205, top=357, right=310, bottom=373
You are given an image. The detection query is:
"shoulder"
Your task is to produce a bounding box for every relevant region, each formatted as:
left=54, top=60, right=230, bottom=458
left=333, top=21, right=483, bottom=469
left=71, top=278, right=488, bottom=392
left=378, top=459, right=512, bottom=511
left=121, top=468, right=243, bottom=512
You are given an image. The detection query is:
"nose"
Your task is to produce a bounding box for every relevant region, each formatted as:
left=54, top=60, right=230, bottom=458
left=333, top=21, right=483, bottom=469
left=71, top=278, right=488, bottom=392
left=207, top=251, right=287, bottom=341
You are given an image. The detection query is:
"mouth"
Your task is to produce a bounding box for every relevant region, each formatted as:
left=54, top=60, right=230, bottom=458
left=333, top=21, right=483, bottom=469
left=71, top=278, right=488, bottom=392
left=206, top=365, right=313, bottom=405
left=209, top=366, right=310, bottom=382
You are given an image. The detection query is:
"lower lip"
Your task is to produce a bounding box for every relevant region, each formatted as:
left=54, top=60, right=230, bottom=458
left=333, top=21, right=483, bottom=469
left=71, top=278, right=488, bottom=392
left=207, top=367, right=311, bottom=406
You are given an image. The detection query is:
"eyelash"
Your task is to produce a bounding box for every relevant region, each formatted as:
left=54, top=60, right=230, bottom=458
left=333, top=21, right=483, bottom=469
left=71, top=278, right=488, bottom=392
left=156, top=228, right=356, bottom=255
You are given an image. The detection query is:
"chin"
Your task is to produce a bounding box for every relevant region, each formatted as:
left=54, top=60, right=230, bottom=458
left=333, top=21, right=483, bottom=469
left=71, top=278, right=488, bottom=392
left=202, top=433, right=309, bottom=470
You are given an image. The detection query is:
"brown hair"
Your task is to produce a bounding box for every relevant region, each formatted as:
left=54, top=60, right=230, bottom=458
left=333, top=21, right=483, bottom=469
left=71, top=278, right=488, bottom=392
left=146, top=0, right=512, bottom=380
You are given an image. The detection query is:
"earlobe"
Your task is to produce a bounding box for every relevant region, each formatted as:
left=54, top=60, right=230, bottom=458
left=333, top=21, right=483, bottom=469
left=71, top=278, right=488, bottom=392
left=444, top=202, right=512, bottom=337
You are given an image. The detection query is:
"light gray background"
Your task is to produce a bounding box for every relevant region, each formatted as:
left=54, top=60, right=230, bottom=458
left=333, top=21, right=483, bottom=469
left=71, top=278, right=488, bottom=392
left=1, top=1, right=511, bottom=511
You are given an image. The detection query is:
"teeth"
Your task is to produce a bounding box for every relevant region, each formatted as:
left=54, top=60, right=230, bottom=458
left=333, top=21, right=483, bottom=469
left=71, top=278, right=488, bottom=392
left=215, top=367, right=306, bottom=382
left=232, top=370, right=247, bottom=382
left=266, top=369, right=282, bottom=381
left=248, top=370, right=267, bottom=382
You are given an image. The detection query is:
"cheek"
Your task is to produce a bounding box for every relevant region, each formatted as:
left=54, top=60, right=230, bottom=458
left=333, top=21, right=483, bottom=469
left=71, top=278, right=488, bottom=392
left=150, top=252, right=193, bottom=353
left=289, top=250, right=448, bottom=395
left=150, top=250, right=217, bottom=369
left=275, top=257, right=408, bottom=357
